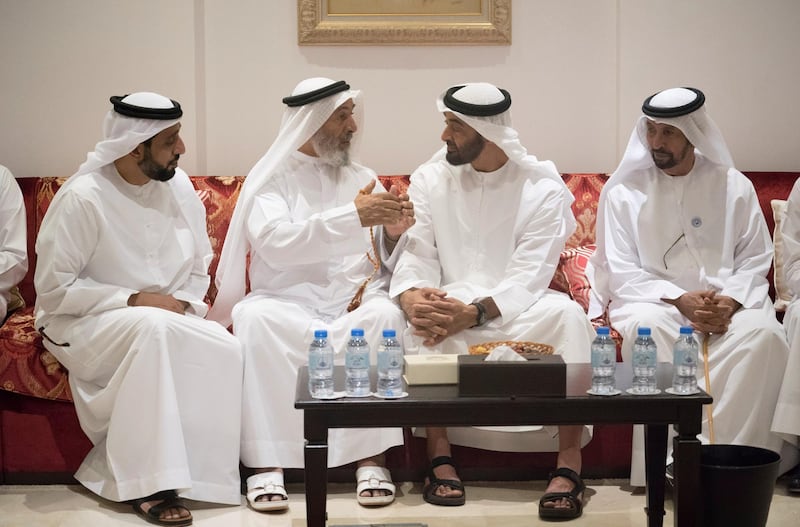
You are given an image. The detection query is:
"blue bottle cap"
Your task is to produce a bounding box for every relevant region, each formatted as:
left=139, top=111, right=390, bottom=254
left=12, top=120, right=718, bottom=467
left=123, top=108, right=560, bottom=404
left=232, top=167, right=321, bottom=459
left=382, top=329, right=396, bottom=338
left=351, top=328, right=365, bottom=337
left=596, top=326, right=610, bottom=335
left=637, top=327, right=651, bottom=336
left=679, top=326, right=693, bottom=334
left=314, top=329, right=328, bottom=338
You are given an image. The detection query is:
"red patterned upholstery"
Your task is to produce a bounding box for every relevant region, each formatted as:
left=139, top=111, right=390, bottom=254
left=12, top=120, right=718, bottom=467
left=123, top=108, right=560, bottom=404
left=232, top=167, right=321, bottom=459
left=563, top=173, right=607, bottom=248
left=559, top=244, right=596, bottom=313
left=191, top=176, right=244, bottom=304
left=0, top=307, right=71, bottom=401
left=377, top=174, right=410, bottom=195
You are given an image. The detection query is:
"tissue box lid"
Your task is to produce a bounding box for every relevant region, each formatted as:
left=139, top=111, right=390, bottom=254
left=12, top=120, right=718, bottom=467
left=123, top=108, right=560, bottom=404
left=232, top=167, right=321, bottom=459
left=404, top=354, right=459, bottom=385
left=457, top=354, right=566, bottom=397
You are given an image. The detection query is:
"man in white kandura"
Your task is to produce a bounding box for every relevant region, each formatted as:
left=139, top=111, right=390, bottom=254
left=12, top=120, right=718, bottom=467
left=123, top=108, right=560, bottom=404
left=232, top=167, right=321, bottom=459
left=0, top=164, right=27, bottom=321
left=391, top=82, right=595, bottom=521
left=209, top=77, right=414, bottom=512
left=772, top=177, right=800, bottom=494
left=588, top=86, right=797, bottom=487
left=35, top=93, right=243, bottom=527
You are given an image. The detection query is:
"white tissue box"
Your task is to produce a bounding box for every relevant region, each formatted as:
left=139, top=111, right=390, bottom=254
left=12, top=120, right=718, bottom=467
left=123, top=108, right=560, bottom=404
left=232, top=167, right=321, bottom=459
left=404, top=354, right=459, bottom=385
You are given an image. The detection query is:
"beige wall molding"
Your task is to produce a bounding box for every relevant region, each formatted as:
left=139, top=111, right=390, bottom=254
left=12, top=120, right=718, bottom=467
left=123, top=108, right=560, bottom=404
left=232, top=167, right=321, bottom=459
left=297, top=0, right=511, bottom=45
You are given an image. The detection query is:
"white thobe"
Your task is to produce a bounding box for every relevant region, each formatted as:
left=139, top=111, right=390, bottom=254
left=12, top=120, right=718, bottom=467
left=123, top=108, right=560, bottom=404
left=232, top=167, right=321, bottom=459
left=34, top=166, right=243, bottom=504
left=390, top=159, right=595, bottom=451
left=599, top=155, right=792, bottom=485
left=0, top=165, right=27, bottom=320
left=235, top=151, right=404, bottom=468
left=773, top=178, right=800, bottom=446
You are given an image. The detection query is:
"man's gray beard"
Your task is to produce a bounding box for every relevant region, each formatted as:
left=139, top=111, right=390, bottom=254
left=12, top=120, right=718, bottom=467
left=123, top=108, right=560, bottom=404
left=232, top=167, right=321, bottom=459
left=311, top=132, right=350, bottom=167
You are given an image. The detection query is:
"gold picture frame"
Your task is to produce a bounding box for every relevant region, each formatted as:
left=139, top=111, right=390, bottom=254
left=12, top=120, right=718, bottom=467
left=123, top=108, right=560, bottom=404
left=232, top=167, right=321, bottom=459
left=298, top=0, right=511, bottom=45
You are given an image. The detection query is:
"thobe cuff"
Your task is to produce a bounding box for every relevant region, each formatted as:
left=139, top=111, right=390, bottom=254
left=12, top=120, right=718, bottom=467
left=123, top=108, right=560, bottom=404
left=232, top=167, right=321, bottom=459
left=379, top=226, right=407, bottom=273
left=490, top=285, right=538, bottom=325
left=174, top=294, right=209, bottom=317
left=116, top=289, right=138, bottom=309
left=720, top=281, right=769, bottom=310
left=390, top=281, right=437, bottom=301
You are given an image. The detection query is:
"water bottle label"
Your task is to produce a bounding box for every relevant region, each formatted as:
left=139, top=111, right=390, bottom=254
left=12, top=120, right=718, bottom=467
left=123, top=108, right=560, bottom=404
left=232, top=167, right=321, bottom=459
left=591, top=353, right=614, bottom=368
left=346, top=352, right=369, bottom=369
left=310, top=354, right=331, bottom=371
left=378, top=352, right=402, bottom=371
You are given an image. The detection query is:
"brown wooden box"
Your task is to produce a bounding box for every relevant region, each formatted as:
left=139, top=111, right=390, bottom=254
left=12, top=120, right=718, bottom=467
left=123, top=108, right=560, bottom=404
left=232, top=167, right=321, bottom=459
left=457, top=354, right=566, bottom=397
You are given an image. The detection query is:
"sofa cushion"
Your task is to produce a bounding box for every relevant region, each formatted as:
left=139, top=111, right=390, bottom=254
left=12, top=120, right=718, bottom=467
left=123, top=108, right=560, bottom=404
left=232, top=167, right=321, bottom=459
left=191, top=176, right=245, bottom=304
left=772, top=199, right=791, bottom=311
left=559, top=244, right=596, bottom=313
left=562, top=173, right=608, bottom=249
left=0, top=307, right=71, bottom=402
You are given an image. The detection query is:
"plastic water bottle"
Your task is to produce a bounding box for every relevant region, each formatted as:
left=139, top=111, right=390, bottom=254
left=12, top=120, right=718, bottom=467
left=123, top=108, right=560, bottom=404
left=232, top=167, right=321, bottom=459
left=376, top=329, right=404, bottom=397
left=308, top=329, right=334, bottom=398
left=590, top=326, right=616, bottom=394
left=672, top=326, right=698, bottom=394
left=345, top=328, right=371, bottom=396
left=631, top=327, right=658, bottom=394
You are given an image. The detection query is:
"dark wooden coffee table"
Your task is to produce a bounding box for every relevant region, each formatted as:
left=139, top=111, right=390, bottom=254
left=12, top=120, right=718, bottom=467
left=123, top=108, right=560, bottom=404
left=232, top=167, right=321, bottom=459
left=295, top=362, right=711, bottom=527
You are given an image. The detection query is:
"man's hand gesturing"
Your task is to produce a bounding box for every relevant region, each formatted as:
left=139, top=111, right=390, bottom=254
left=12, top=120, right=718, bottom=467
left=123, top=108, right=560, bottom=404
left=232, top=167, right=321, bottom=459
left=354, top=180, right=405, bottom=227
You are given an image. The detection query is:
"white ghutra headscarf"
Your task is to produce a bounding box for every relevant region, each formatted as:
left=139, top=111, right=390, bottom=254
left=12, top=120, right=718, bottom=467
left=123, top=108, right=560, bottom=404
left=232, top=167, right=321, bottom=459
left=422, top=82, right=570, bottom=193
left=208, top=78, right=363, bottom=327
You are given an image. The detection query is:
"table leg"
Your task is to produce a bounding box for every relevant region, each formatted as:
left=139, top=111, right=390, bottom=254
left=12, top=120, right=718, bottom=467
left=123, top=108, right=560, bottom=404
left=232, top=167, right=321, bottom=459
left=644, top=424, right=668, bottom=527
left=673, top=406, right=703, bottom=527
left=304, top=414, right=329, bottom=527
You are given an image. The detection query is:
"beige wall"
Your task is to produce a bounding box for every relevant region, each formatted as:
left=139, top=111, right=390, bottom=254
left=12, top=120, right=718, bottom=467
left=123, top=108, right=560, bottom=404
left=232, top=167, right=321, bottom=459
left=1, top=0, right=799, bottom=179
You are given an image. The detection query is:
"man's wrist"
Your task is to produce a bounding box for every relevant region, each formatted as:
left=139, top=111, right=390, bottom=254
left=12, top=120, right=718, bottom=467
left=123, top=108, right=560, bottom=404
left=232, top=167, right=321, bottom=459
left=383, top=229, right=400, bottom=243
left=470, top=300, right=487, bottom=327
left=399, top=288, right=416, bottom=312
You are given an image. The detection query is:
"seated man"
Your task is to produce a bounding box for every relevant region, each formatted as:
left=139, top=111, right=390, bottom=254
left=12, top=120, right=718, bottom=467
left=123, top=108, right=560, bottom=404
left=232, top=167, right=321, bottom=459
left=209, top=77, right=414, bottom=512
left=589, top=86, right=795, bottom=486
left=772, top=177, right=800, bottom=493
left=0, top=164, right=27, bottom=321
left=391, top=82, right=595, bottom=520
left=34, top=92, right=244, bottom=526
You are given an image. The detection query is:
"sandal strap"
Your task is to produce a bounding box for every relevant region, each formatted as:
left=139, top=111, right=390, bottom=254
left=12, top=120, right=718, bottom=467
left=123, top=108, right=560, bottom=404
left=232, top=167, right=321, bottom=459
left=430, top=455, right=458, bottom=470
left=146, top=495, right=189, bottom=517
left=549, top=467, right=585, bottom=493
left=132, top=489, right=177, bottom=505
left=545, top=467, right=586, bottom=501
left=355, top=466, right=395, bottom=489
left=246, top=471, right=288, bottom=499
left=427, top=477, right=464, bottom=490
left=427, top=456, right=464, bottom=491
left=249, top=482, right=287, bottom=493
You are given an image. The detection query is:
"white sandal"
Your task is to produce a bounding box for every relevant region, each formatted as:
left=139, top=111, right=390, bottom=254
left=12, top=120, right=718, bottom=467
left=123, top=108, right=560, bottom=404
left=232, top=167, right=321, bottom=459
left=355, top=466, right=396, bottom=507
left=246, top=471, right=289, bottom=512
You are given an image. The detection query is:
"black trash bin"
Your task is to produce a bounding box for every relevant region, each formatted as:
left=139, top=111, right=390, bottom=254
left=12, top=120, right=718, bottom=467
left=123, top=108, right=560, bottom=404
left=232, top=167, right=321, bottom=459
left=700, top=444, right=781, bottom=527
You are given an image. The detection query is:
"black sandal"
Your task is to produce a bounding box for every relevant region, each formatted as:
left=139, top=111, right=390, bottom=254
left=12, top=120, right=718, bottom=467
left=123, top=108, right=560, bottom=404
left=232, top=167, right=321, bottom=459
left=538, top=467, right=585, bottom=520
left=422, top=455, right=466, bottom=506
left=131, top=490, right=193, bottom=526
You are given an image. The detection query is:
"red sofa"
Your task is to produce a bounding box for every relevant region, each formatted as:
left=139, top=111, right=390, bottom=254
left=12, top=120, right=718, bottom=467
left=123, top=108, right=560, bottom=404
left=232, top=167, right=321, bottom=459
left=2, top=172, right=796, bottom=485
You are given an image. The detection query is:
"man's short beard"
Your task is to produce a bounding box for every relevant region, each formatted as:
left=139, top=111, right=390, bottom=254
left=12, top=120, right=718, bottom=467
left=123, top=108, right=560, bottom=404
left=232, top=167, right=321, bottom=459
left=310, top=129, right=350, bottom=167
left=445, top=134, right=486, bottom=166
left=651, top=141, right=693, bottom=171
left=139, top=147, right=177, bottom=181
